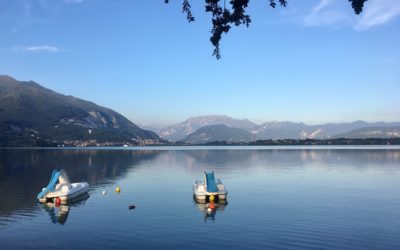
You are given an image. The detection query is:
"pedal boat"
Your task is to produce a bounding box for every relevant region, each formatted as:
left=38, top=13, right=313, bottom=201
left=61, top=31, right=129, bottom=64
left=37, top=169, right=89, bottom=203
left=193, top=171, right=228, bottom=202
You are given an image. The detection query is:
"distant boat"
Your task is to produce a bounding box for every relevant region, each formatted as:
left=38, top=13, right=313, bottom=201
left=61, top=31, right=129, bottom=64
left=193, top=171, right=228, bottom=202
left=37, top=169, right=89, bottom=203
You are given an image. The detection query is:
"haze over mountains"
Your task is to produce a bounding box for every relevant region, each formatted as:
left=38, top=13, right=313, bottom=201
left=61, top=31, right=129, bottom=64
left=183, top=124, right=256, bottom=144
left=0, top=75, right=160, bottom=146
left=157, top=115, right=400, bottom=143
left=1, top=75, right=399, bottom=146
left=158, top=115, right=256, bottom=142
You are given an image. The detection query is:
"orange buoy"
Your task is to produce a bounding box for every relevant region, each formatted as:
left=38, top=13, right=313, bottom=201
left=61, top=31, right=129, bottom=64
left=209, top=202, right=215, bottom=209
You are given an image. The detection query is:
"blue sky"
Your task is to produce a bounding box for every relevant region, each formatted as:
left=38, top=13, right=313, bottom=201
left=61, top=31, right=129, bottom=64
left=0, top=0, right=399, bottom=127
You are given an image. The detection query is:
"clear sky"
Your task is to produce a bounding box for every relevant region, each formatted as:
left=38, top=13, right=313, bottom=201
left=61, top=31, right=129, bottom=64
left=0, top=0, right=399, bottom=127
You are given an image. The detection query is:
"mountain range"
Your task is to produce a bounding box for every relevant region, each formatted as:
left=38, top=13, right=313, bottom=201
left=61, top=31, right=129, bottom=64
left=0, top=75, right=160, bottom=146
left=158, top=115, right=256, bottom=141
left=182, top=124, right=256, bottom=144
left=1, top=75, right=399, bottom=146
left=156, top=115, right=400, bottom=143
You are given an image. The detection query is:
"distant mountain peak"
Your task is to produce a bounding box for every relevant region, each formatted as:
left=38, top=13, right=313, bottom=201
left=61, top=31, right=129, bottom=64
left=156, top=115, right=400, bottom=143
left=0, top=75, right=19, bottom=85
left=353, top=120, right=367, bottom=124
left=0, top=75, right=17, bottom=81
left=158, top=114, right=257, bottom=141
left=183, top=114, right=242, bottom=123
left=182, top=124, right=255, bottom=144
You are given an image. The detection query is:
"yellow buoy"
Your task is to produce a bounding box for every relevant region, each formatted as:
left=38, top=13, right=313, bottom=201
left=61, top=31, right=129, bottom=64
left=115, top=187, right=121, bottom=193
left=209, top=194, right=215, bottom=201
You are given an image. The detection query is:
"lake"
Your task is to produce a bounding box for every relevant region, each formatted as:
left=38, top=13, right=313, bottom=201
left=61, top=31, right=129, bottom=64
left=1, top=146, right=400, bottom=249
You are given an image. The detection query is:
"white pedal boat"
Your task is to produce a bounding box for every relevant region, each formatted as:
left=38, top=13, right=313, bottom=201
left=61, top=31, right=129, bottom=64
left=193, top=171, right=228, bottom=202
left=37, top=169, right=89, bottom=203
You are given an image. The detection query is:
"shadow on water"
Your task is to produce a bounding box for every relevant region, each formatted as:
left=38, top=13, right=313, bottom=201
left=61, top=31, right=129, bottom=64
left=0, top=149, right=162, bottom=216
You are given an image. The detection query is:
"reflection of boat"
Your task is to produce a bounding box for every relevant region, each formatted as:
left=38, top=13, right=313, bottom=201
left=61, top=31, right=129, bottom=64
left=193, top=171, right=228, bottom=202
left=42, top=203, right=70, bottom=225
left=37, top=169, right=89, bottom=203
left=194, top=199, right=228, bottom=222
left=41, top=192, right=89, bottom=225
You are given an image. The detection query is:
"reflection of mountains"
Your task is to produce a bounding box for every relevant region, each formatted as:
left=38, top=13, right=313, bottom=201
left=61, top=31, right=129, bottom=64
left=0, top=149, right=161, bottom=216
left=175, top=148, right=400, bottom=172
left=1, top=147, right=399, bottom=217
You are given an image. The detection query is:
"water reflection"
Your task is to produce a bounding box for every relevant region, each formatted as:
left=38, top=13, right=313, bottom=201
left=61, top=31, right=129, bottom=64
left=176, top=148, right=400, bottom=172
left=1, top=147, right=399, bottom=218
left=41, top=193, right=89, bottom=225
left=41, top=204, right=70, bottom=225
left=194, top=199, right=228, bottom=222
left=0, top=147, right=399, bottom=249
left=0, top=149, right=161, bottom=216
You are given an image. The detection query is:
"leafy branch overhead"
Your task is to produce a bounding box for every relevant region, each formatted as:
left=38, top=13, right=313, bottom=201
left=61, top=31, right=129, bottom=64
left=165, top=0, right=368, bottom=59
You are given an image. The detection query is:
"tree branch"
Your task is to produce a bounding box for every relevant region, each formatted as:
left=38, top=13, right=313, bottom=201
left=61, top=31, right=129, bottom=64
left=165, top=0, right=369, bottom=59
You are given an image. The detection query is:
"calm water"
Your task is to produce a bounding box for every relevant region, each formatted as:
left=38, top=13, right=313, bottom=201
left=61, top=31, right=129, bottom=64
left=1, top=146, right=400, bottom=250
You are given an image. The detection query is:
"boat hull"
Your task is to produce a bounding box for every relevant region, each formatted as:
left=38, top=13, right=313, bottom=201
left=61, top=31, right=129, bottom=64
left=41, top=182, right=89, bottom=203
left=193, top=191, right=228, bottom=203
left=58, top=184, right=89, bottom=202
left=218, top=193, right=227, bottom=200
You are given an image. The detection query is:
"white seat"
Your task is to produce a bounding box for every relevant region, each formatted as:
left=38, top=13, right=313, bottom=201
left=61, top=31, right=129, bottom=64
left=61, top=185, right=70, bottom=192
left=197, top=185, right=206, bottom=192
